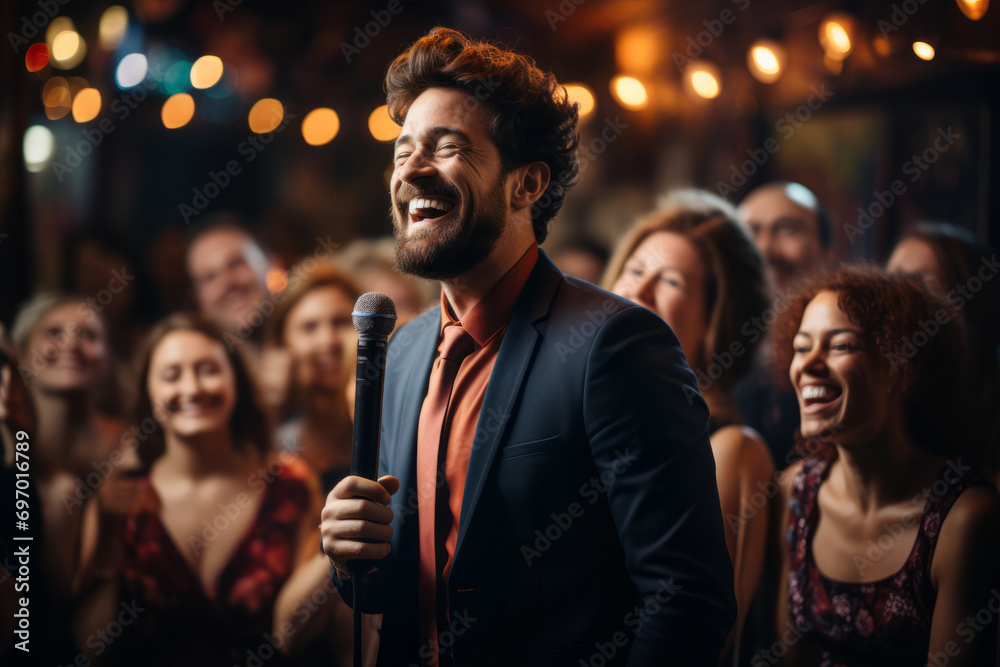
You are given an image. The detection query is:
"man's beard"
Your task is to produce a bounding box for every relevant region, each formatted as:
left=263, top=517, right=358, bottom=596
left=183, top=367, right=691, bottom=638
left=392, top=177, right=508, bottom=280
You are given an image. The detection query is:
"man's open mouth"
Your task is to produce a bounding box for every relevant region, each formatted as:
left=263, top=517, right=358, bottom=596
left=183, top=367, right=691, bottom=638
left=407, top=197, right=455, bottom=224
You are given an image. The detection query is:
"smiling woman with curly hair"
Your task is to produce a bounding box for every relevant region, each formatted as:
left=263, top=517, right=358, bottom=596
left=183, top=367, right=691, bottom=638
left=768, top=265, right=1000, bottom=667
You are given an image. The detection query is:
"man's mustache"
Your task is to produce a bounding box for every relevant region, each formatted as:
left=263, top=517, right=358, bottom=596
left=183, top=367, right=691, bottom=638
left=395, top=181, right=461, bottom=203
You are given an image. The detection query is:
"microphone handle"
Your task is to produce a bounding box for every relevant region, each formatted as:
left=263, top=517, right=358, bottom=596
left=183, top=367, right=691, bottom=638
left=350, top=334, right=389, bottom=576
left=352, top=334, right=388, bottom=480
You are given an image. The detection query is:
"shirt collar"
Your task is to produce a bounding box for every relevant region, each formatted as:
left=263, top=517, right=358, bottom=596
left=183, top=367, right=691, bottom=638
left=439, top=243, right=539, bottom=347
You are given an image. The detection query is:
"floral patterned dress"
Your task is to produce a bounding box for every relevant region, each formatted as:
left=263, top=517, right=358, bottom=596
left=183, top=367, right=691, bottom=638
left=118, top=455, right=312, bottom=666
left=786, top=455, right=982, bottom=667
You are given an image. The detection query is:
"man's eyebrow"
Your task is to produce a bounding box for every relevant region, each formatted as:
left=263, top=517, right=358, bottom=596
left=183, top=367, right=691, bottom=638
left=394, top=126, right=471, bottom=151
left=772, top=217, right=810, bottom=227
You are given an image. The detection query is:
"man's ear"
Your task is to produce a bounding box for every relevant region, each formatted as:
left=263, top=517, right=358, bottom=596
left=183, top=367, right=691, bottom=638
left=510, top=162, right=550, bottom=210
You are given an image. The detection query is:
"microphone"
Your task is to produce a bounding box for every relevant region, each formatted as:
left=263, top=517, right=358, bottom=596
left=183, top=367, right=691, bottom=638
left=348, top=293, right=396, bottom=662
left=351, top=292, right=397, bottom=482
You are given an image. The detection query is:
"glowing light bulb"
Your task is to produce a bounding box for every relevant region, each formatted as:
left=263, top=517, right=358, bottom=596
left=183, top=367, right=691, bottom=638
left=610, top=75, right=648, bottom=110
left=912, top=41, right=935, bottom=60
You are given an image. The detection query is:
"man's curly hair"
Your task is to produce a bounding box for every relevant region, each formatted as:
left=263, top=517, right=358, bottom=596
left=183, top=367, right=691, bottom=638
left=385, top=27, right=580, bottom=243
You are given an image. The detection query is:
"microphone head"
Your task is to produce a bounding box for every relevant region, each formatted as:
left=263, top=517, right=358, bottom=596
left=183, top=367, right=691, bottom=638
left=353, top=292, right=397, bottom=336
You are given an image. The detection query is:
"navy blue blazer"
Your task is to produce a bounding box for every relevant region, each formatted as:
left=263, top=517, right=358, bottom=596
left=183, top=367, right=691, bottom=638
left=338, top=251, right=736, bottom=666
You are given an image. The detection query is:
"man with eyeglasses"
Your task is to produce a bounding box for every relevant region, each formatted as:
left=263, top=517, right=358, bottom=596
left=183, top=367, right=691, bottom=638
left=737, top=182, right=833, bottom=293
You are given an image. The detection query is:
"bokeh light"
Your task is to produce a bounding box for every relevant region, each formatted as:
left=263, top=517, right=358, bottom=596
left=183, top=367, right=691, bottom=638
left=99, top=6, right=129, bottom=50
left=564, top=84, right=595, bottom=119
left=266, top=268, right=289, bottom=293
left=71, top=88, right=102, bottom=122
left=956, top=0, right=989, bottom=20
left=248, top=98, right=284, bottom=133
left=45, top=17, right=74, bottom=47
left=913, top=41, right=936, bottom=60
left=747, top=39, right=785, bottom=84
left=873, top=35, right=893, bottom=58
left=685, top=62, right=721, bottom=99
left=26, top=43, right=50, bottom=72
left=163, top=60, right=192, bottom=95
left=610, top=75, right=648, bottom=110
left=301, top=108, right=340, bottom=146
left=190, top=55, right=224, bottom=89
left=819, top=14, right=855, bottom=61
left=615, top=25, right=661, bottom=75
left=42, top=77, right=71, bottom=119
left=116, top=53, right=148, bottom=88
left=51, top=30, right=87, bottom=69
left=23, top=125, right=55, bottom=173
left=162, top=93, right=195, bottom=129
left=368, top=105, right=401, bottom=142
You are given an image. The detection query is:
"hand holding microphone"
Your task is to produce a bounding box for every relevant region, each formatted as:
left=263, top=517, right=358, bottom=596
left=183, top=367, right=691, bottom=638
left=320, top=293, right=399, bottom=570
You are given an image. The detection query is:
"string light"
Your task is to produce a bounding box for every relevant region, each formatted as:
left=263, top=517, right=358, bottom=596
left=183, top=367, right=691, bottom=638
left=610, top=76, right=648, bottom=110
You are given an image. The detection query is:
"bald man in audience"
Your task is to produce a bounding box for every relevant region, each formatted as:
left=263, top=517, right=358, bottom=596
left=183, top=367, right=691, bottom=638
left=737, top=181, right=834, bottom=293
left=186, top=220, right=272, bottom=344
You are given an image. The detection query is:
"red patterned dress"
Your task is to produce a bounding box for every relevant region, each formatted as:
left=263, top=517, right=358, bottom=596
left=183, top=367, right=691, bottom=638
left=786, top=455, right=984, bottom=667
left=118, top=455, right=312, bottom=666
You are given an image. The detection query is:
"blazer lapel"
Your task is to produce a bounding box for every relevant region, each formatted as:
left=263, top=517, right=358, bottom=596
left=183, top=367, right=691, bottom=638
left=454, top=252, right=563, bottom=561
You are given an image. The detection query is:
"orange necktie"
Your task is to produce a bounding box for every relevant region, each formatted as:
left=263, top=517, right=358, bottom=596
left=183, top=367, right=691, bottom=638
left=416, top=323, right=476, bottom=666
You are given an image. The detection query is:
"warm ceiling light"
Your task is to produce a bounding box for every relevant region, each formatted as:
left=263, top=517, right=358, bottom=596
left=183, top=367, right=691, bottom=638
left=615, top=24, right=662, bottom=75
left=368, top=105, right=401, bottom=142
left=610, top=75, right=648, bottom=110
left=955, top=0, right=989, bottom=19
left=912, top=41, right=935, bottom=60
left=248, top=98, right=284, bottom=133
left=301, top=108, right=340, bottom=145
left=190, top=55, right=224, bottom=89
left=51, top=30, right=86, bottom=69
left=684, top=61, right=721, bottom=99
left=162, top=93, right=195, bottom=129
left=819, top=13, right=855, bottom=61
left=42, top=76, right=71, bottom=119
left=747, top=39, right=786, bottom=84
left=99, top=6, right=129, bottom=49
left=71, top=88, right=102, bottom=122
left=564, top=84, right=595, bottom=119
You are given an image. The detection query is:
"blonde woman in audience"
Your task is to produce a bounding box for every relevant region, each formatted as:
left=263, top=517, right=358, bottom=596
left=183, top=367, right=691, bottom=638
left=605, top=190, right=775, bottom=663
left=8, top=293, right=123, bottom=662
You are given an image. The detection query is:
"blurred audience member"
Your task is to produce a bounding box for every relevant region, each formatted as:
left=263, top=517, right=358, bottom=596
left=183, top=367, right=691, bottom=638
left=9, top=294, right=123, bottom=660
left=339, top=237, right=433, bottom=323
left=737, top=182, right=834, bottom=292
left=887, top=222, right=1000, bottom=485
left=268, top=261, right=360, bottom=495
left=770, top=266, right=999, bottom=666
left=549, top=237, right=609, bottom=285
left=605, top=189, right=775, bottom=663
left=734, top=182, right=834, bottom=465
left=75, top=314, right=345, bottom=665
left=186, top=215, right=272, bottom=347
